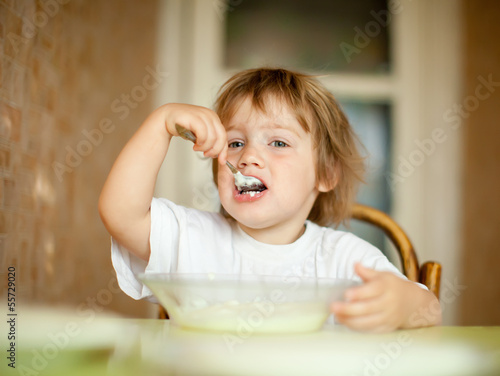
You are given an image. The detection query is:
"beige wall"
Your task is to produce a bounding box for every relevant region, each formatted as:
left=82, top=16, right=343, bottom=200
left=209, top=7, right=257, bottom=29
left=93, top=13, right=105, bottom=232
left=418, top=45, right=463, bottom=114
left=0, top=0, right=158, bottom=317
left=459, top=0, right=500, bottom=325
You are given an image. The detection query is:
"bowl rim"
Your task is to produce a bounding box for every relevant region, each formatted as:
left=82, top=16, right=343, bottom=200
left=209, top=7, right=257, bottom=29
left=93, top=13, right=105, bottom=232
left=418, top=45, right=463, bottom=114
left=138, top=272, right=360, bottom=288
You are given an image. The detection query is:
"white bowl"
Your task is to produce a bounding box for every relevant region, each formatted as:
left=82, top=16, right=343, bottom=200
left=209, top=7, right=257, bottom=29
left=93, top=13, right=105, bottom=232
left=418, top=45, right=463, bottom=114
left=139, top=273, right=357, bottom=334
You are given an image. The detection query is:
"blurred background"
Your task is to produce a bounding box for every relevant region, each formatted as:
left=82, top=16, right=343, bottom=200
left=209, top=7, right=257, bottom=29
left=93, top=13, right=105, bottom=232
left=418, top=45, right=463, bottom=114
left=0, top=0, right=498, bottom=325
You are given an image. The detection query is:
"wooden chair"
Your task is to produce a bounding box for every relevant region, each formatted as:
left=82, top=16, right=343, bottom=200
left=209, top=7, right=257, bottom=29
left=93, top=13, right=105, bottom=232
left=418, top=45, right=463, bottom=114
left=351, top=203, right=441, bottom=298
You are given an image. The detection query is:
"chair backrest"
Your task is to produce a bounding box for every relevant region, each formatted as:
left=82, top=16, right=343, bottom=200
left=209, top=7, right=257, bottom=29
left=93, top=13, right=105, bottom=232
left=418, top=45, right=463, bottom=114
left=351, top=203, right=441, bottom=297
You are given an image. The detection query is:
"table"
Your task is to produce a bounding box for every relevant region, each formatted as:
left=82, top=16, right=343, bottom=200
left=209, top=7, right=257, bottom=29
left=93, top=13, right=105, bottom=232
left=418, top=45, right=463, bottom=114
left=5, top=309, right=500, bottom=376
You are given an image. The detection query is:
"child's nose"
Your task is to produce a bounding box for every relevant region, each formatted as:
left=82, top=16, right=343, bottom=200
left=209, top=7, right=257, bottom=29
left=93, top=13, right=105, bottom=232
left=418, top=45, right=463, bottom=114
left=237, top=144, right=264, bottom=169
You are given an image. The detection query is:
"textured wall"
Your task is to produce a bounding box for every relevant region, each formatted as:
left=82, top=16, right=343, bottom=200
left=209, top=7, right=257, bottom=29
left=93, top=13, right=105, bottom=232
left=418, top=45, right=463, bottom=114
left=0, top=0, right=159, bottom=317
left=459, top=0, right=500, bottom=325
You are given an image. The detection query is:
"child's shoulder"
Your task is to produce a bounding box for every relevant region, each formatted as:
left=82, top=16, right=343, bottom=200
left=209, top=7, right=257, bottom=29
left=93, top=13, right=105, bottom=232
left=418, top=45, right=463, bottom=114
left=152, top=197, right=231, bottom=229
left=308, top=221, right=381, bottom=254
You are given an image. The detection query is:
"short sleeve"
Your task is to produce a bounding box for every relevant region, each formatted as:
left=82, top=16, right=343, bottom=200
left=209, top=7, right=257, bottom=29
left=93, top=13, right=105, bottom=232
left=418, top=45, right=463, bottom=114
left=110, top=197, right=182, bottom=301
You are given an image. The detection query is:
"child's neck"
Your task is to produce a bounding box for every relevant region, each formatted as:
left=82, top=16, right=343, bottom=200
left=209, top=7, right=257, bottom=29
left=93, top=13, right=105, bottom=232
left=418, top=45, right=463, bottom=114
left=237, top=221, right=307, bottom=245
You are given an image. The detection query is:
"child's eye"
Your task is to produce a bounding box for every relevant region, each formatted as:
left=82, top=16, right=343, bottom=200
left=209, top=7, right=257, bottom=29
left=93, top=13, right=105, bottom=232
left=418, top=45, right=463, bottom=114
left=229, top=141, right=244, bottom=148
left=271, top=140, right=288, bottom=148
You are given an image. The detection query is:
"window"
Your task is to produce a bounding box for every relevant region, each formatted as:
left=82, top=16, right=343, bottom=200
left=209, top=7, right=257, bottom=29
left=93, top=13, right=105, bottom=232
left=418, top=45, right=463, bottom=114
left=225, top=0, right=391, bottom=73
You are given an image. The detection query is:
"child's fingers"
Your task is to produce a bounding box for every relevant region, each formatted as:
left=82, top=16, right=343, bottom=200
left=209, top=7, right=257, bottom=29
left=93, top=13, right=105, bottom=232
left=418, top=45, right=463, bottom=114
left=217, top=144, right=228, bottom=165
left=165, top=104, right=226, bottom=158
left=331, top=298, right=382, bottom=318
left=354, top=263, right=381, bottom=282
left=201, top=133, right=226, bottom=159
left=332, top=300, right=396, bottom=332
left=191, top=117, right=215, bottom=151
left=193, top=115, right=225, bottom=158
left=207, top=118, right=227, bottom=159
left=335, top=311, right=393, bottom=333
left=345, top=280, right=383, bottom=301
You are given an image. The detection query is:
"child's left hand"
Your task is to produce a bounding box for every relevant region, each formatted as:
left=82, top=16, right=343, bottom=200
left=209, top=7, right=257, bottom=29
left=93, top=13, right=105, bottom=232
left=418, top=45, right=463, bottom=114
left=331, top=263, right=441, bottom=333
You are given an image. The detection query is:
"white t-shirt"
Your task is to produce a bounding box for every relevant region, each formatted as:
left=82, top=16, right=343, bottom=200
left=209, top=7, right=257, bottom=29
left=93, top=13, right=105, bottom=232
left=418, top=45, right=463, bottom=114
left=112, top=198, right=408, bottom=302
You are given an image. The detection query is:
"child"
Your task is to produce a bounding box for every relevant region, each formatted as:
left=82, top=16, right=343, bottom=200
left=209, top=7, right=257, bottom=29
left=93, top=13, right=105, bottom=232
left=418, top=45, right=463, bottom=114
left=99, top=68, right=441, bottom=332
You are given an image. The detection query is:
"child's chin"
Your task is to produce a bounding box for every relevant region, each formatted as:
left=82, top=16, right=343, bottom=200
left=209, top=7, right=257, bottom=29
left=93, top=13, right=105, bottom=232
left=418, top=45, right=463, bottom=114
left=232, top=214, right=270, bottom=230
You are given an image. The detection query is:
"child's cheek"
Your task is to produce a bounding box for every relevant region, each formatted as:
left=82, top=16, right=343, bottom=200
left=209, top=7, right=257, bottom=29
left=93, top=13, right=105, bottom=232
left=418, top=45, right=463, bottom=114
left=217, top=170, right=234, bottom=191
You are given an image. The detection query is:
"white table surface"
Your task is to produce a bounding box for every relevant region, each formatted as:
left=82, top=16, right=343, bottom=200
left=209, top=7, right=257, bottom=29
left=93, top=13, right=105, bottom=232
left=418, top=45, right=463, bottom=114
left=6, top=308, right=500, bottom=376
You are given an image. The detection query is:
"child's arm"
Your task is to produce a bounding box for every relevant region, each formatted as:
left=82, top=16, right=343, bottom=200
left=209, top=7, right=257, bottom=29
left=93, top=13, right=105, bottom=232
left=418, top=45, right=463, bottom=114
left=98, top=103, right=227, bottom=262
left=331, top=263, right=442, bottom=332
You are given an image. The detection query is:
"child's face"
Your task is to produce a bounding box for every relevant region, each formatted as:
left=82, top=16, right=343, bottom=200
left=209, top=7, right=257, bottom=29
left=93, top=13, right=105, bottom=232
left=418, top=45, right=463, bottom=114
left=218, top=96, right=326, bottom=240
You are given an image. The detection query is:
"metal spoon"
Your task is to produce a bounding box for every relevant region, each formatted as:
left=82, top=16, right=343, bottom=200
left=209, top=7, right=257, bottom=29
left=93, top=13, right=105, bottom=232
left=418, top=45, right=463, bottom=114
left=175, top=124, right=263, bottom=191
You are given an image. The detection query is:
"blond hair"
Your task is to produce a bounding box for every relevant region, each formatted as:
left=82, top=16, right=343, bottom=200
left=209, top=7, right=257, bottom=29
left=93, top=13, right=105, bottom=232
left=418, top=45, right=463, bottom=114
left=213, top=68, right=365, bottom=227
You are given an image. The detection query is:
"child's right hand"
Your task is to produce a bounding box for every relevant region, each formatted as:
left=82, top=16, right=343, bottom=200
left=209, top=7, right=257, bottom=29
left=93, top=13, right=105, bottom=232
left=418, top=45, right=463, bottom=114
left=163, top=103, right=228, bottom=165
left=99, top=103, right=228, bottom=262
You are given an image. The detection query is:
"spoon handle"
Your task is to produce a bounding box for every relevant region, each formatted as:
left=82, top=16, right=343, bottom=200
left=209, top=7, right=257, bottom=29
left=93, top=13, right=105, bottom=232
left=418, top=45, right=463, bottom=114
left=225, top=161, right=239, bottom=174
left=175, top=124, right=197, bottom=143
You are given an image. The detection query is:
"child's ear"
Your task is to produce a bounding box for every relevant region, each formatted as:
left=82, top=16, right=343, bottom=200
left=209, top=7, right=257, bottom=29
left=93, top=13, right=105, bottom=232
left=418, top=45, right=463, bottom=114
left=316, top=163, right=339, bottom=193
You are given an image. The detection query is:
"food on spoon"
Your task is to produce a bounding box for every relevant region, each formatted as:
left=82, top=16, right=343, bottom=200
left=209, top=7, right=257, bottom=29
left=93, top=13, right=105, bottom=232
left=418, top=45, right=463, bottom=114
left=235, top=173, right=267, bottom=196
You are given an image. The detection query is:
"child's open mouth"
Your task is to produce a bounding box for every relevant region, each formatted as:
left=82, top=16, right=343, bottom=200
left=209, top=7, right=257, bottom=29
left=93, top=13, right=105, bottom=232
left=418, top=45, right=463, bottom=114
left=234, top=179, right=268, bottom=201
left=238, top=181, right=267, bottom=196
